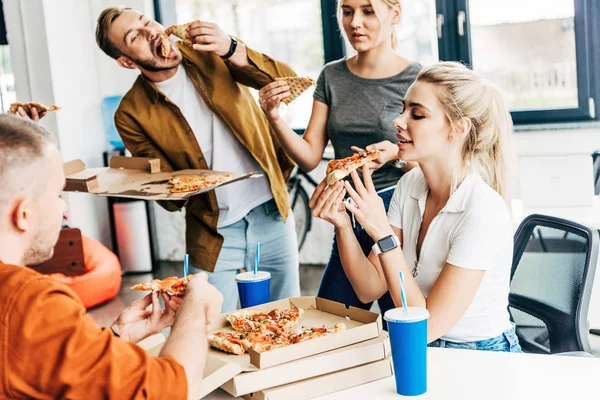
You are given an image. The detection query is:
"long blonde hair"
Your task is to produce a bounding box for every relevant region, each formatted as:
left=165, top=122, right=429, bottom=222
left=337, top=0, right=401, bottom=50
left=417, top=62, right=515, bottom=205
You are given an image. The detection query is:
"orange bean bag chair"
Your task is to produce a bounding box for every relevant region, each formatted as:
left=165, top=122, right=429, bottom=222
left=50, top=235, right=122, bottom=309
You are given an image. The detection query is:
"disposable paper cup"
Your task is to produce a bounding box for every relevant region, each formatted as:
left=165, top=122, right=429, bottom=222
left=235, top=271, right=271, bottom=309
left=384, top=307, right=430, bottom=396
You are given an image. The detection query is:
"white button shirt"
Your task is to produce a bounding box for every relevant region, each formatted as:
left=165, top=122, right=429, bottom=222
left=387, top=168, right=514, bottom=342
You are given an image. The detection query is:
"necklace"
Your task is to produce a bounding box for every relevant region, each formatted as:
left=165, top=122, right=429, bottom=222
left=412, top=260, right=419, bottom=277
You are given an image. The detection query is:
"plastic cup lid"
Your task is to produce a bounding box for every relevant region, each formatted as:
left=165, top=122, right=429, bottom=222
left=235, top=271, right=271, bottom=282
left=384, top=307, right=430, bottom=323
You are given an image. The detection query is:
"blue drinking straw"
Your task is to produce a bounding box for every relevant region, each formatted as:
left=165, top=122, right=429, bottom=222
left=254, top=243, right=262, bottom=275
left=184, top=253, right=189, bottom=277
left=399, top=271, right=408, bottom=313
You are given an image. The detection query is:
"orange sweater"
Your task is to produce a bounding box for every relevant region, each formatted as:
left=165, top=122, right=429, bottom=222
left=0, top=261, right=187, bottom=399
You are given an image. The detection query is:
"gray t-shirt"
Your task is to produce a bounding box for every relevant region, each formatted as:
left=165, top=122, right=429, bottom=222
left=314, top=59, right=421, bottom=191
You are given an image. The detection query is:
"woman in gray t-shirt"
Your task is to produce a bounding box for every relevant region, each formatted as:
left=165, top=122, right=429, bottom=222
left=258, top=0, right=420, bottom=319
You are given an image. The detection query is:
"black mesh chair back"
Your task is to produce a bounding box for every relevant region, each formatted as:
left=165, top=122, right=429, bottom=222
left=510, top=214, right=599, bottom=354
left=593, top=151, right=600, bottom=195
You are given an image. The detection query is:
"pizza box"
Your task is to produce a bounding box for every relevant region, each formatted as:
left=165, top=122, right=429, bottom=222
left=219, top=332, right=390, bottom=397
left=241, top=356, right=393, bottom=400
left=62, top=156, right=258, bottom=201
left=207, top=297, right=383, bottom=371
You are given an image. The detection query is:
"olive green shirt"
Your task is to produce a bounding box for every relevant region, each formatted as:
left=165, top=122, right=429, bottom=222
left=114, top=43, right=296, bottom=272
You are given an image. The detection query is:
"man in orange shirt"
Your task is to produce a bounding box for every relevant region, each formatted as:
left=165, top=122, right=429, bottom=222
left=0, top=114, right=222, bottom=399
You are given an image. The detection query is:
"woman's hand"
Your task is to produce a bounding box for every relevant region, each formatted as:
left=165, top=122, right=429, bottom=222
left=343, top=165, right=394, bottom=240
left=258, top=81, right=290, bottom=123
left=351, top=140, right=400, bottom=173
left=308, top=179, right=351, bottom=229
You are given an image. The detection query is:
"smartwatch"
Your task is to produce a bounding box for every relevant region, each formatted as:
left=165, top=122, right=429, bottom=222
left=390, top=159, right=407, bottom=169
left=220, top=37, right=238, bottom=59
left=372, top=234, right=400, bottom=256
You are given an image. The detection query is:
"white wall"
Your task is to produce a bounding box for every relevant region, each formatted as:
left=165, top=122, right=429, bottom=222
left=4, top=0, right=155, bottom=248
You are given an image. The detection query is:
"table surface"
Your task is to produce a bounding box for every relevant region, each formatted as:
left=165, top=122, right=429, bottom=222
left=204, top=347, right=600, bottom=400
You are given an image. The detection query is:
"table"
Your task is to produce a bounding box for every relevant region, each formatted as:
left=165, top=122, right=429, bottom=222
left=204, top=347, right=600, bottom=399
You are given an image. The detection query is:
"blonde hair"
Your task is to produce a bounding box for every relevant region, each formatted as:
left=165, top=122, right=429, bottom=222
left=337, top=0, right=401, bottom=50
left=417, top=62, right=515, bottom=205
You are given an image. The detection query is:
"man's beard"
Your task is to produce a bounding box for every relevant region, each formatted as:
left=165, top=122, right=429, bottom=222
left=132, top=55, right=180, bottom=73
left=23, top=226, right=58, bottom=267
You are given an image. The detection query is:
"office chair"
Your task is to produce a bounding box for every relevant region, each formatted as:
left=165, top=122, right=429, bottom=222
left=593, top=151, right=600, bottom=195
left=509, top=214, right=599, bottom=354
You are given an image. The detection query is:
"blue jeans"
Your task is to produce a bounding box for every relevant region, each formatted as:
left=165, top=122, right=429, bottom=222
left=428, top=326, right=523, bottom=353
left=190, top=199, right=300, bottom=312
left=317, top=188, right=396, bottom=325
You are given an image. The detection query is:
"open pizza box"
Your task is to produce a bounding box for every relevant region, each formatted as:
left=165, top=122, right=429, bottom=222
left=62, top=156, right=258, bottom=200
left=242, top=356, right=393, bottom=400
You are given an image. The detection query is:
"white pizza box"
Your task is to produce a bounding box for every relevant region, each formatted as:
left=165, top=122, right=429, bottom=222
left=207, top=297, right=383, bottom=371
left=219, top=332, right=390, bottom=397
left=63, top=156, right=258, bottom=201
left=242, top=356, right=393, bottom=400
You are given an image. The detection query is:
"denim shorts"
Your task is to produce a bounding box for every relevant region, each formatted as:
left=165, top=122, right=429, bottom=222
left=428, top=326, right=522, bottom=353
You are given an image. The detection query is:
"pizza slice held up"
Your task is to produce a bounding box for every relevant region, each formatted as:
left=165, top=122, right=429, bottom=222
left=275, top=77, right=316, bottom=105
left=325, top=150, right=381, bottom=185
left=130, top=275, right=194, bottom=296
left=9, top=102, right=60, bottom=116
left=165, top=22, right=194, bottom=45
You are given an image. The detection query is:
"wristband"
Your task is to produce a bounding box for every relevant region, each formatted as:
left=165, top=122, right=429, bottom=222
left=220, top=37, right=238, bottom=59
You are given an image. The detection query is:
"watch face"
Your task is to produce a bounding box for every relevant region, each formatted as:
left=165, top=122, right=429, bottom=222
left=379, top=235, right=397, bottom=252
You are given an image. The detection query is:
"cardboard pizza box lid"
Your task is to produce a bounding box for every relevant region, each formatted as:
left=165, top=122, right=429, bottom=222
left=242, top=356, right=394, bottom=400
left=220, top=331, right=390, bottom=397
left=63, top=156, right=258, bottom=200
left=206, top=296, right=382, bottom=371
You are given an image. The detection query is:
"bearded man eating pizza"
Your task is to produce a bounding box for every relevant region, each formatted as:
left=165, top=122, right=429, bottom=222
left=95, top=7, right=301, bottom=312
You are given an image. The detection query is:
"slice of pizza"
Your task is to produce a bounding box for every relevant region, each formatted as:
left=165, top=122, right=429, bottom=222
left=275, top=77, right=316, bottom=105
left=244, top=330, right=293, bottom=353
left=325, top=150, right=381, bottom=185
left=168, top=174, right=233, bottom=193
left=208, top=331, right=248, bottom=355
left=227, top=307, right=304, bottom=333
left=157, top=34, right=172, bottom=58
left=287, top=323, right=346, bottom=344
left=9, top=101, right=61, bottom=115
left=165, top=22, right=194, bottom=45
left=130, top=274, right=194, bottom=296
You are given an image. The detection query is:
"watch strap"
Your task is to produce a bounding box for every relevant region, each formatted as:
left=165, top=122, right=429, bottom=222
left=220, top=37, right=238, bottom=59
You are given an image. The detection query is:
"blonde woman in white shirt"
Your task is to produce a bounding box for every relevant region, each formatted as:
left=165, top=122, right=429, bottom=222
left=309, top=62, right=521, bottom=351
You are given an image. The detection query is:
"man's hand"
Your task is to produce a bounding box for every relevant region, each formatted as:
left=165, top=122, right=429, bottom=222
left=351, top=140, right=400, bottom=173
left=187, top=21, right=232, bottom=56
left=9, top=106, right=47, bottom=122
left=183, top=272, right=223, bottom=324
left=112, top=292, right=183, bottom=344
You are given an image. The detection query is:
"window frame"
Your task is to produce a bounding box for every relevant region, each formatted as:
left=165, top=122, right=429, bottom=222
left=156, top=0, right=600, bottom=126
left=449, top=0, right=599, bottom=124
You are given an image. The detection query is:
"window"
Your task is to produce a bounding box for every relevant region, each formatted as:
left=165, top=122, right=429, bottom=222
left=343, top=0, right=440, bottom=66
left=162, top=0, right=600, bottom=126
left=439, top=0, right=599, bottom=124
left=0, top=45, right=15, bottom=112
left=174, top=0, right=325, bottom=130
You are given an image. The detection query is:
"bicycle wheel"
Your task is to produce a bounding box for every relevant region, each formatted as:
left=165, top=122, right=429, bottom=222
left=288, top=178, right=311, bottom=250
